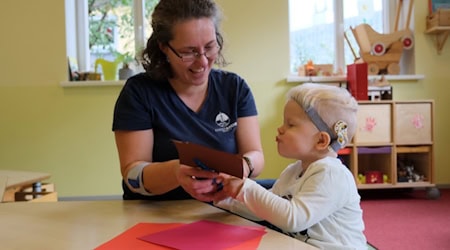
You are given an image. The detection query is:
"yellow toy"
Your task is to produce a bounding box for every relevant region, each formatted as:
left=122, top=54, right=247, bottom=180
left=94, top=53, right=126, bottom=81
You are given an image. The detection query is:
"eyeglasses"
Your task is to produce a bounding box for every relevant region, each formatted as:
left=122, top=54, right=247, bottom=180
left=166, top=43, right=220, bottom=62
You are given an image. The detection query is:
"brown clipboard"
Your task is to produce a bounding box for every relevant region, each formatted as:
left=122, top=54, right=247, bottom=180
left=173, top=140, right=244, bottom=178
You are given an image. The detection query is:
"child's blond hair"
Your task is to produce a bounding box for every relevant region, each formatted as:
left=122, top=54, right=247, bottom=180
left=287, top=83, right=358, bottom=150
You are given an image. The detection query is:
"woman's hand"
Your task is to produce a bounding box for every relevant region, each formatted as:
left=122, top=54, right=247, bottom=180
left=175, top=163, right=221, bottom=202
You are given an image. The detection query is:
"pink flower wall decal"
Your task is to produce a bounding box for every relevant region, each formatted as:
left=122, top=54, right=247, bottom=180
left=364, top=117, right=377, bottom=132
left=412, top=114, right=424, bottom=129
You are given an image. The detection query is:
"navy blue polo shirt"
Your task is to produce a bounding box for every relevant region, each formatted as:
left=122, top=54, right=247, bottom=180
left=112, top=69, right=257, bottom=200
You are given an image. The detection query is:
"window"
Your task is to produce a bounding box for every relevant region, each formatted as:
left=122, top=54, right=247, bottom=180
left=65, top=0, right=157, bottom=75
left=289, top=0, right=415, bottom=76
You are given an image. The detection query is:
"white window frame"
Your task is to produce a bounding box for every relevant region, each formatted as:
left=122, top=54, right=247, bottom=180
left=65, top=0, right=147, bottom=72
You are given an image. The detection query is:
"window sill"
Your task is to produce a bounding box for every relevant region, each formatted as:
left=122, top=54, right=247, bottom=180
left=60, top=80, right=126, bottom=88
left=59, top=74, right=425, bottom=87
left=286, top=74, right=425, bottom=83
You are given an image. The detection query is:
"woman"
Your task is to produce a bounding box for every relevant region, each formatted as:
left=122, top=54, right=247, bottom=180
left=112, top=0, right=265, bottom=201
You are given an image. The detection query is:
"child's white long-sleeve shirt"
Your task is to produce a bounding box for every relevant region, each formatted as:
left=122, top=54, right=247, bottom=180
left=215, top=157, right=367, bottom=250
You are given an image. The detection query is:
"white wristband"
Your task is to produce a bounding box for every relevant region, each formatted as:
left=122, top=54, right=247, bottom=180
left=126, top=162, right=153, bottom=196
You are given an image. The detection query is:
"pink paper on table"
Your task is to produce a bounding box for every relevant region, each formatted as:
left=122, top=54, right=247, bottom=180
left=95, top=222, right=265, bottom=250
left=95, top=223, right=183, bottom=250
left=139, top=220, right=266, bottom=250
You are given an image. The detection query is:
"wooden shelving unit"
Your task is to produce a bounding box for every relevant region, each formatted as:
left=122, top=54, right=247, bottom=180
left=425, top=26, right=450, bottom=54
left=338, top=100, right=440, bottom=199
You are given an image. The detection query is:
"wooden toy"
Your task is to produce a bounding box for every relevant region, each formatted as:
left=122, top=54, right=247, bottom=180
left=346, top=0, right=414, bottom=75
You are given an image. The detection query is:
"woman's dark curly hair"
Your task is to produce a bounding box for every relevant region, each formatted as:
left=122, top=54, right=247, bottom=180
left=141, top=0, right=228, bottom=81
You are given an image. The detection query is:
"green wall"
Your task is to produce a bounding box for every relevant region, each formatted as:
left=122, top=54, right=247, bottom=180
left=1, top=0, right=449, bottom=197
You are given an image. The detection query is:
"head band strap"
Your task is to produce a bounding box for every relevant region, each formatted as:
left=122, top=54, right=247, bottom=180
left=304, top=106, right=342, bottom=152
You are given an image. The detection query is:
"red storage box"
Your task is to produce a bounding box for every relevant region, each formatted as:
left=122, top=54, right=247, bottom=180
left=365, top=171, right=383, bottom=184
left=347, top=63, right=368, bottom=101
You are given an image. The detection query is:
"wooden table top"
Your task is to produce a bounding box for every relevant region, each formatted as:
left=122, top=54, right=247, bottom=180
left=0, top=199, right=317, bottom=250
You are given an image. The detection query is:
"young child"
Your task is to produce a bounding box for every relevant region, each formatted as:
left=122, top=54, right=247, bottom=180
left=214, top=83, right=367, bottom=249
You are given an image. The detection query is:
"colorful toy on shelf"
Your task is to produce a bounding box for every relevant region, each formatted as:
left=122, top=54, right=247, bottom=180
left=358, top=173, right=389, bottom=184
left=357, top=174, right=366, bottom=184
left=346, top=0, right=415, bottom=75
left=305, top=60, right=316, bottom=76
left=365, top=171, right=383, bottom=184
left=397, top=159, right=425, bottom=183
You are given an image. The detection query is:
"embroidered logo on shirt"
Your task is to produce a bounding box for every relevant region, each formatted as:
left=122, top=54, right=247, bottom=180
left=214, top=112, right=237, bottom=132
left=215, top=112, right=230, bottom=127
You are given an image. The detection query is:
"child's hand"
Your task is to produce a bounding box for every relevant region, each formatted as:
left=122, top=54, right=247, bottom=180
left=213, top=173, right=245, bottom=202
